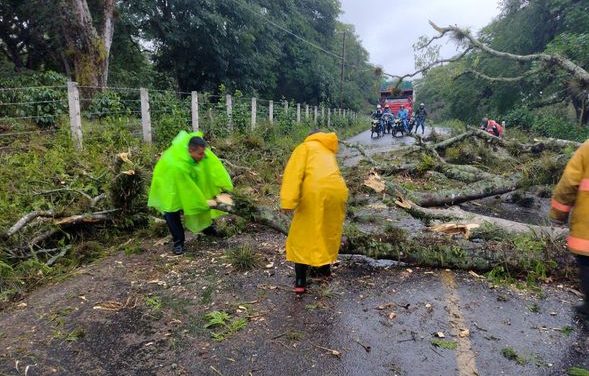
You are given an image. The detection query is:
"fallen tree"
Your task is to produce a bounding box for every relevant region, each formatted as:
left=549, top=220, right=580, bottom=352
left=208, top=194, right=574, bottom=277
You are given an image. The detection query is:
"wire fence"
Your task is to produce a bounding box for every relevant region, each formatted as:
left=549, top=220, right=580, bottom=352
left=0, top=82, right=360, bottom=148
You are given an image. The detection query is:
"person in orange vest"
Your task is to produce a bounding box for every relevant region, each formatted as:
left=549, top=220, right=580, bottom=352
left=550, top=141, right=589, bottom=321
left=480, top=117, right=504, bottom=138
left=280, top=130, right=349, bottom=294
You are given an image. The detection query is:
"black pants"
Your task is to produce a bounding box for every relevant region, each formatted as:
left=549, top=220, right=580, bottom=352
left=415, top=118, right=425, bottom=134
left=295, top=263, right=331, bottom=287
left=164, top=211, right=185, bottom=249
left=578, top=255, right=589, bottom=302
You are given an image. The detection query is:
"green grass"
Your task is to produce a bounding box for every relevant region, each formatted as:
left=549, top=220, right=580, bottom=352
left=225, top=245, right=260, bottom=271
left=431, top=339, right=457, bottom=350
left=204, top=310, right=247, bottom=341
left=501, top=347, right=527, bottom=365
left=569, top=367, right=589, bottom=376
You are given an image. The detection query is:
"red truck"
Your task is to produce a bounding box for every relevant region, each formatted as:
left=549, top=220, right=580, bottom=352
left=380, top=81, right=413, bottom=118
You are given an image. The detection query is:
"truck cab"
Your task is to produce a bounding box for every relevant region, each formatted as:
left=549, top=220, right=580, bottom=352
left=380, top=81, right=413, bottom=118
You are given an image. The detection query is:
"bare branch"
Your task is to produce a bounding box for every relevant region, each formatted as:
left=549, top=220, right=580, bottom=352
left=388, top=48, right=472, bottom=85
left=455, top=67, right=544, bottom=82
left=4, top=210, right=55, bottom=238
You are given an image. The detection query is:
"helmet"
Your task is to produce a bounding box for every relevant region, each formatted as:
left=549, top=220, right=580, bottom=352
left=420, top=103, right=425, bottom=107
left=376, top=104, right=381, bottom=109
left=481, top=117, right=489, bottom=126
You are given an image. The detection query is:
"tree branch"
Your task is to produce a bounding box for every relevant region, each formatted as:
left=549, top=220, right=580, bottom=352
left=428, top=20, right=589, bottom=84
left=388, top=48, right=472, bottom=84
left=455, top=67, right=544, bottom=82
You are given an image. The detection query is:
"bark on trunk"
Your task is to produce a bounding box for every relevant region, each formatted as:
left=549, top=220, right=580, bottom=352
left=62, top=0, right=115, bottom=88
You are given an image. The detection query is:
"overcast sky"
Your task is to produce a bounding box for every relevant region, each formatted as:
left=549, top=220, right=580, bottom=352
left=339, top=0, right=502, bottom=77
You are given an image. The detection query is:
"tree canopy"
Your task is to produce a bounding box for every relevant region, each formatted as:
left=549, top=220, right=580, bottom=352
left=0, top=0, right=379, bottom=110
left=415, top=0, right=589, bottom=126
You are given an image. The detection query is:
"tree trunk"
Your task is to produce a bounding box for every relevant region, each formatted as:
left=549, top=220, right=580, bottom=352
left=62, top=0, right=115, bottom=88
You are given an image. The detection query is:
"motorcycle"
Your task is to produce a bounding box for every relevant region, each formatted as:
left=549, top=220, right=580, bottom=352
left=381, top=113, right=394, bottom=134
left=370, top=119, right=383, bottom=138
left=392, top=118, right=405, bottom=138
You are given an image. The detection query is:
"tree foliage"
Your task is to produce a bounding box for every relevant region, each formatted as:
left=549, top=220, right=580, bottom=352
left=0, top=0, right=378, bottom=110
left=416, top=0, right=589, bottom=126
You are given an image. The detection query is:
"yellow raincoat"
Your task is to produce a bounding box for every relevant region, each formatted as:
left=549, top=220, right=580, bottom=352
left=550, top=140, right=589, bottom=256
left=280, top=132, right=349, bottom=267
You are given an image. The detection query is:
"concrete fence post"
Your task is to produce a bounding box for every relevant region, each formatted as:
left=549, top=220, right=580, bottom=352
left=251, top=97, right=257, bottom=130
left=269, top=100, right=274, bottom=124
left=296, top=103, right=301, bottom=123
left=226, top=94, right=233, bottom=130
left=67, top=81, right=83, bottom=150
left=191, top=91, right=199, bottom=132
left=140, top=88, right=152, bottom=144
left=314, top=106, right=318, bottom=124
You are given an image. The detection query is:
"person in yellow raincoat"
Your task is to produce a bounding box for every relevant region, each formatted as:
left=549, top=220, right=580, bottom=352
left=148, top=131, right=233, bottom=255
left=550, top=140, right=589, bottom=320
left=280, top=130, right=349, bottom=293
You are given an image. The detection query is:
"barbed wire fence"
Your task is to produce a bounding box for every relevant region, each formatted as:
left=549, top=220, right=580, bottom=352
left=0, top=82, right=360, bottom=150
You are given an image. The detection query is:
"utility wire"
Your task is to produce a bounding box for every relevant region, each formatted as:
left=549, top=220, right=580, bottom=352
left=228, top=0, right=344, bottom=60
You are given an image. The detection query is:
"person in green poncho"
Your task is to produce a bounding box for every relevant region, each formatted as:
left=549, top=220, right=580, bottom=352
left=148, top=131, right=233, bottom=255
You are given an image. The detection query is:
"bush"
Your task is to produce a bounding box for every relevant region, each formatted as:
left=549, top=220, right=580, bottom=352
left=0, top=71, right=68, bottom=128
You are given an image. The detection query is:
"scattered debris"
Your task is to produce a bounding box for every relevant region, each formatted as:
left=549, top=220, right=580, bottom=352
left=458, top=329, right=470, bottom=338
left=313, top=344, right=342, bottom=358
left=354, top=339, right=372, bottom=353
left=430, top=223, right=480, bottom=239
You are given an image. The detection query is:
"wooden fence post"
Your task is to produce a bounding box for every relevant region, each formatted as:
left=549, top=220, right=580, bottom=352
left=191, top=91, right=199, bottom=132
left=314, top=106, right=318, bottom=124
left=328, top=108, right=331, bottom=127
left=284, top=101, right=288, bottom=115
left=140, top=88, right=152, bottom=144
left=321, top=106, right=325, bottom=125
left=251, top=97, right=257, bottom=130
left=226, top=94, right=233, bottom=130
left=296, top=103, right=301, bottom=123
left=305, top=105, right=309, bottom=120
left=269, top=100, right=274, bottom=124
left=67, top=81, right=83, bottom=150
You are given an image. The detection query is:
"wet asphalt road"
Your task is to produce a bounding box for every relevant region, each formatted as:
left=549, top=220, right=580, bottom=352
left=200, top=127, right=589, bottom=376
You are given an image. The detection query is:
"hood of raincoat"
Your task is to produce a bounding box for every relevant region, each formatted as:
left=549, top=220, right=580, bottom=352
left=304, top=132, right=339, bottom=154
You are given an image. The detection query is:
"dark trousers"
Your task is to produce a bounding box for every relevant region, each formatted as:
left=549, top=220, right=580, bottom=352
left=578, top=255, right=589, bottom=302
left=164, top=211, right=185, bottom=249
left=295, top=263, right=331, bottom=287
left=416, top=118, right=425, bottom=134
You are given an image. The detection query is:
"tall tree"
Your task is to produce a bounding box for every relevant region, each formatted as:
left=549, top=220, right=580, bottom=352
left=60, top=0, right=117, bottom=87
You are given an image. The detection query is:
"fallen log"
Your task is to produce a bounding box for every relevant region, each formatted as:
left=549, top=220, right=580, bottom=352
left=394, top=198, right=567, bottom=238
left=209, top=194, right=575, bottom=276
left=380, top=173, right=521, bottom=207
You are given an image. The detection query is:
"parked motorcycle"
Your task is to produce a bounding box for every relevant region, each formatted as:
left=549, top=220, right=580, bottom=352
left=370, top=119, right=384, bottom=138
left=381, top=113, right=394, bottom=134
left=392, top=118, right=405, bottom=138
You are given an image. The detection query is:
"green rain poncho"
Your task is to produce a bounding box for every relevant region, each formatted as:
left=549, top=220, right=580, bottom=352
left=148, top=131, right=233, bottom=232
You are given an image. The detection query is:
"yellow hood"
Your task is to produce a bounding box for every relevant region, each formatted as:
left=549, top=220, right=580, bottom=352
left=304, top=132, right=339, bottom=153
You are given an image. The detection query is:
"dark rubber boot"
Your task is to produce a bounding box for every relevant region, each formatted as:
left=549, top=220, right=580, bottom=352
left=294, top=263, right=308, bottom=294
left=575, top=256, right=589, bottom=319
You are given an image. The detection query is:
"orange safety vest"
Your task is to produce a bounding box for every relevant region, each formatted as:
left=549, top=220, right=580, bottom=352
left=550, top=140, right=589, bottom=256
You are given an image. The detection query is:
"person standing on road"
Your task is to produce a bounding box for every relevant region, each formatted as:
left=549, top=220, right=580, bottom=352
left=414, top=103, right=428, bottom=135
left=148, top=130, right=233, bottom=255
left=280, top=130, right=349, bottom=294
left=550, top=141, right=589, bottom=321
